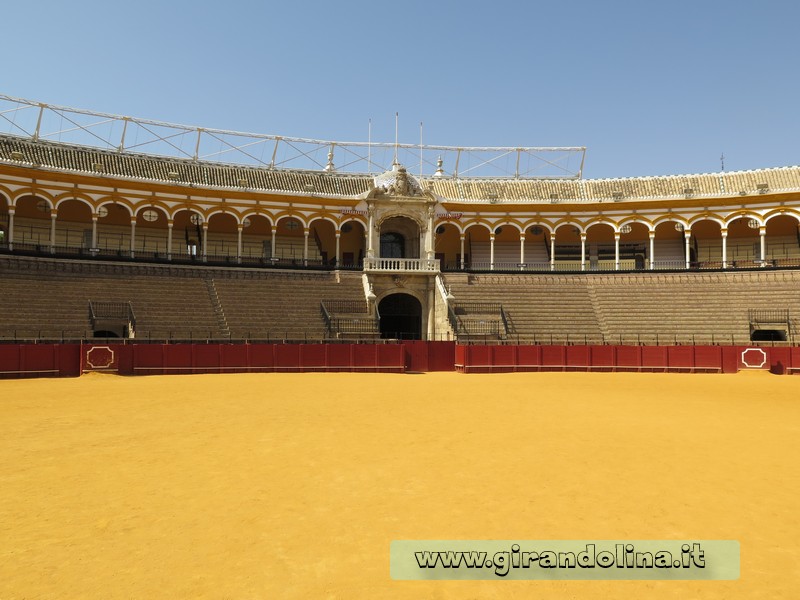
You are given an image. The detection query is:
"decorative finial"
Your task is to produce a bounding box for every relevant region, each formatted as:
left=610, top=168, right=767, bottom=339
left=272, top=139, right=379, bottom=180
left=434, top=156, right=445, bottom=177
left=325, top=150, right=335, bottom=172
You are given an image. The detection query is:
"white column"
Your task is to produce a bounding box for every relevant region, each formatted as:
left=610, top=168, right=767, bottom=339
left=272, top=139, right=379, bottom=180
left=130, top=219, right=136, bottom=258
left=7, top=208, right=14, bottom=250
left=303, top=228, right=309, bottom=266
left=167, top=221, right=173, bottom=260
left=335, top=230, right=341, bottom=267
left=237, top=224, right=243, bottom=264
left=202, top=223, right=208, bottom=261
left=50, top=211, right=57, bottom=253
left=489, top=233, right=495, bottom=271
left=550, top=233, right=556, bottom=271
left=759, top=226, right=766, bottom=267
left=426, top=209, right=435, bottom=259
left=648, top=231, right=655, bottom=270
left=580, top=232, right=586, bottom=271
left=270, top=226, right=277, bottom=258
left=614, top=232, right=620, bottom=270
left=684, top=229, right=691, bottom=269
left=519, top=234, right=525, bottom=270
left=366, top=209, right=375, bottom=258
left=721, top=229, right=727, bottom=269
left=459, top=234, right=465, bottom=270
left=91, top=215, right=98, bottom=249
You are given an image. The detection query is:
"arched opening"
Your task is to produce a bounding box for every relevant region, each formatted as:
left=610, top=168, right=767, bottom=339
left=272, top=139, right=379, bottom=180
left=339, top=219, right=365, bottom=268
left=92, top=329, right=121, bottom=339
left=492, top=224, right=521, bottom=270
left=726, top=216, right=759, bottom=267
left=206, top=212, right=239, bottom=261
left=273, top=216, right=305, bottom=263
left=95, top=202, right=132, bottom=255
left=380, top=231, right=404, bottom=258
left=0, top=193, right=9, bottom=247
left=553, top=224, right=582, bottom=271
left=240, top=213, right=272, bottom=263
left=13, top=195, right=52, bottom=249
left=691, top=219, right=722, bottom=268
left=135, top=206, right=170, bottom=258
left=433, top=222, right=461, bottom=270
left=653, top=220, right=686, bottom=269
left=378, top=293, right=422, bottom=340
left=463, top=223, right=490, bottom=269
left=619, top=221, right=649, bottom=270
left=765, top=214, right=800, bottom=266
left=379, top=216, right=419, bottom=259
left=308, top=218, right=336, bottom=266
left=524, top=224, right=550, bottom=270
left=585, top=223, right=615, bottom=270
left=172, top=209, right=204, bottom=259
left=56, top=198, right=93, bottom=252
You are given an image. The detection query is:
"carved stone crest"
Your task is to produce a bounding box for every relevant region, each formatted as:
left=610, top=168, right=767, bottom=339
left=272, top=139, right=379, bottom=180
left=372, top=164, right=422, bottom=198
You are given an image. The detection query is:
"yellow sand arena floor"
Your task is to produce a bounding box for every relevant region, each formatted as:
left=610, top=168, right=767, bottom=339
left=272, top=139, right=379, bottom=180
left=1, top=371, right=799, bottom=599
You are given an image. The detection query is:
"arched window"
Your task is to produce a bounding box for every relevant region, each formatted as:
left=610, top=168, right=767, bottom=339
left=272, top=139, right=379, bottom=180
left=380, top=232, right=405, bottom=258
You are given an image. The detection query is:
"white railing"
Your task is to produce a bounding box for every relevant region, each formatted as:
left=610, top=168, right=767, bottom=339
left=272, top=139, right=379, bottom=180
left=363, top=258, right=440, bottom=272
left=435, top=274, right=452, bottom=304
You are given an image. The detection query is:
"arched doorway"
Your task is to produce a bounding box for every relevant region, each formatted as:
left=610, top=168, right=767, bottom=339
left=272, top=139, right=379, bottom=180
left=380, top=231, right=405, bottom=258
left=378, top=293, right=422, bottom=340
left=379, top=216, right=419, bottom=258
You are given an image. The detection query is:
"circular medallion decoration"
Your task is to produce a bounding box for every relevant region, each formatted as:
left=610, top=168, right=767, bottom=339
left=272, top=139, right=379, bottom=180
left=142, top=209, right=159, bottom=222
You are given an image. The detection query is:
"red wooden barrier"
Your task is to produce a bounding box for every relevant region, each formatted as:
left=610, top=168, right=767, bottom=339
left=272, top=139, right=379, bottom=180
left=5, top=343, right=800, bottom=379
left=377, top=344, right=405, bottom=372
left=590, top=345, right=615, bottom=370
left=327, top=344, right=353, bottom=369
left=453, top=344, right=800, bottom=374
left=404, top=341, right=429, bottom=372
left=426, top=341, right=456, bottom=371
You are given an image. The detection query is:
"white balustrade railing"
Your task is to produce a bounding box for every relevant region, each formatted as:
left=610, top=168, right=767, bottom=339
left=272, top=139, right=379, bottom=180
left=363, top=257, right=440, bottom=272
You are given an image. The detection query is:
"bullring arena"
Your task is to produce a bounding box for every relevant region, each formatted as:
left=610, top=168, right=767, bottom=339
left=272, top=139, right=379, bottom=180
left=1, top=95, right=799, bottom=598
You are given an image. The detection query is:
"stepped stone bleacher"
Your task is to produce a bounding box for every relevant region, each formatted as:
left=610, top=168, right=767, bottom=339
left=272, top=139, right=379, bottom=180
left=444, top=270, right=800, bottom=344
left=213, top=271, right=366, bottom=339
left=0, top=255, right=365, bottom=340
left=587, top=271, right=800, bottom=344
left=0, top=256, right=223, bottom=338
left=3, top=254, right=800, bottom=345
left=444, top=273, right=602, bottom=342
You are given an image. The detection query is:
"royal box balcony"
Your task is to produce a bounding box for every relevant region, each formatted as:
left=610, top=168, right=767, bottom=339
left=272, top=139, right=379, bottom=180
left=363, top=257, right=440, bottom=273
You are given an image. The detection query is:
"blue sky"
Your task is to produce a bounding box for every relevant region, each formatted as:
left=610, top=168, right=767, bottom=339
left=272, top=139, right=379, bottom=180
left=4, top=0, right=799, bottom=178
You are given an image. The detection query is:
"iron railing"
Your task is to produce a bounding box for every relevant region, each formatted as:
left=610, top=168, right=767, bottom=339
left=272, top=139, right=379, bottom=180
left=749, top=309, right=790, bottom=324
left=0, top=329, right=796, bottom=346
